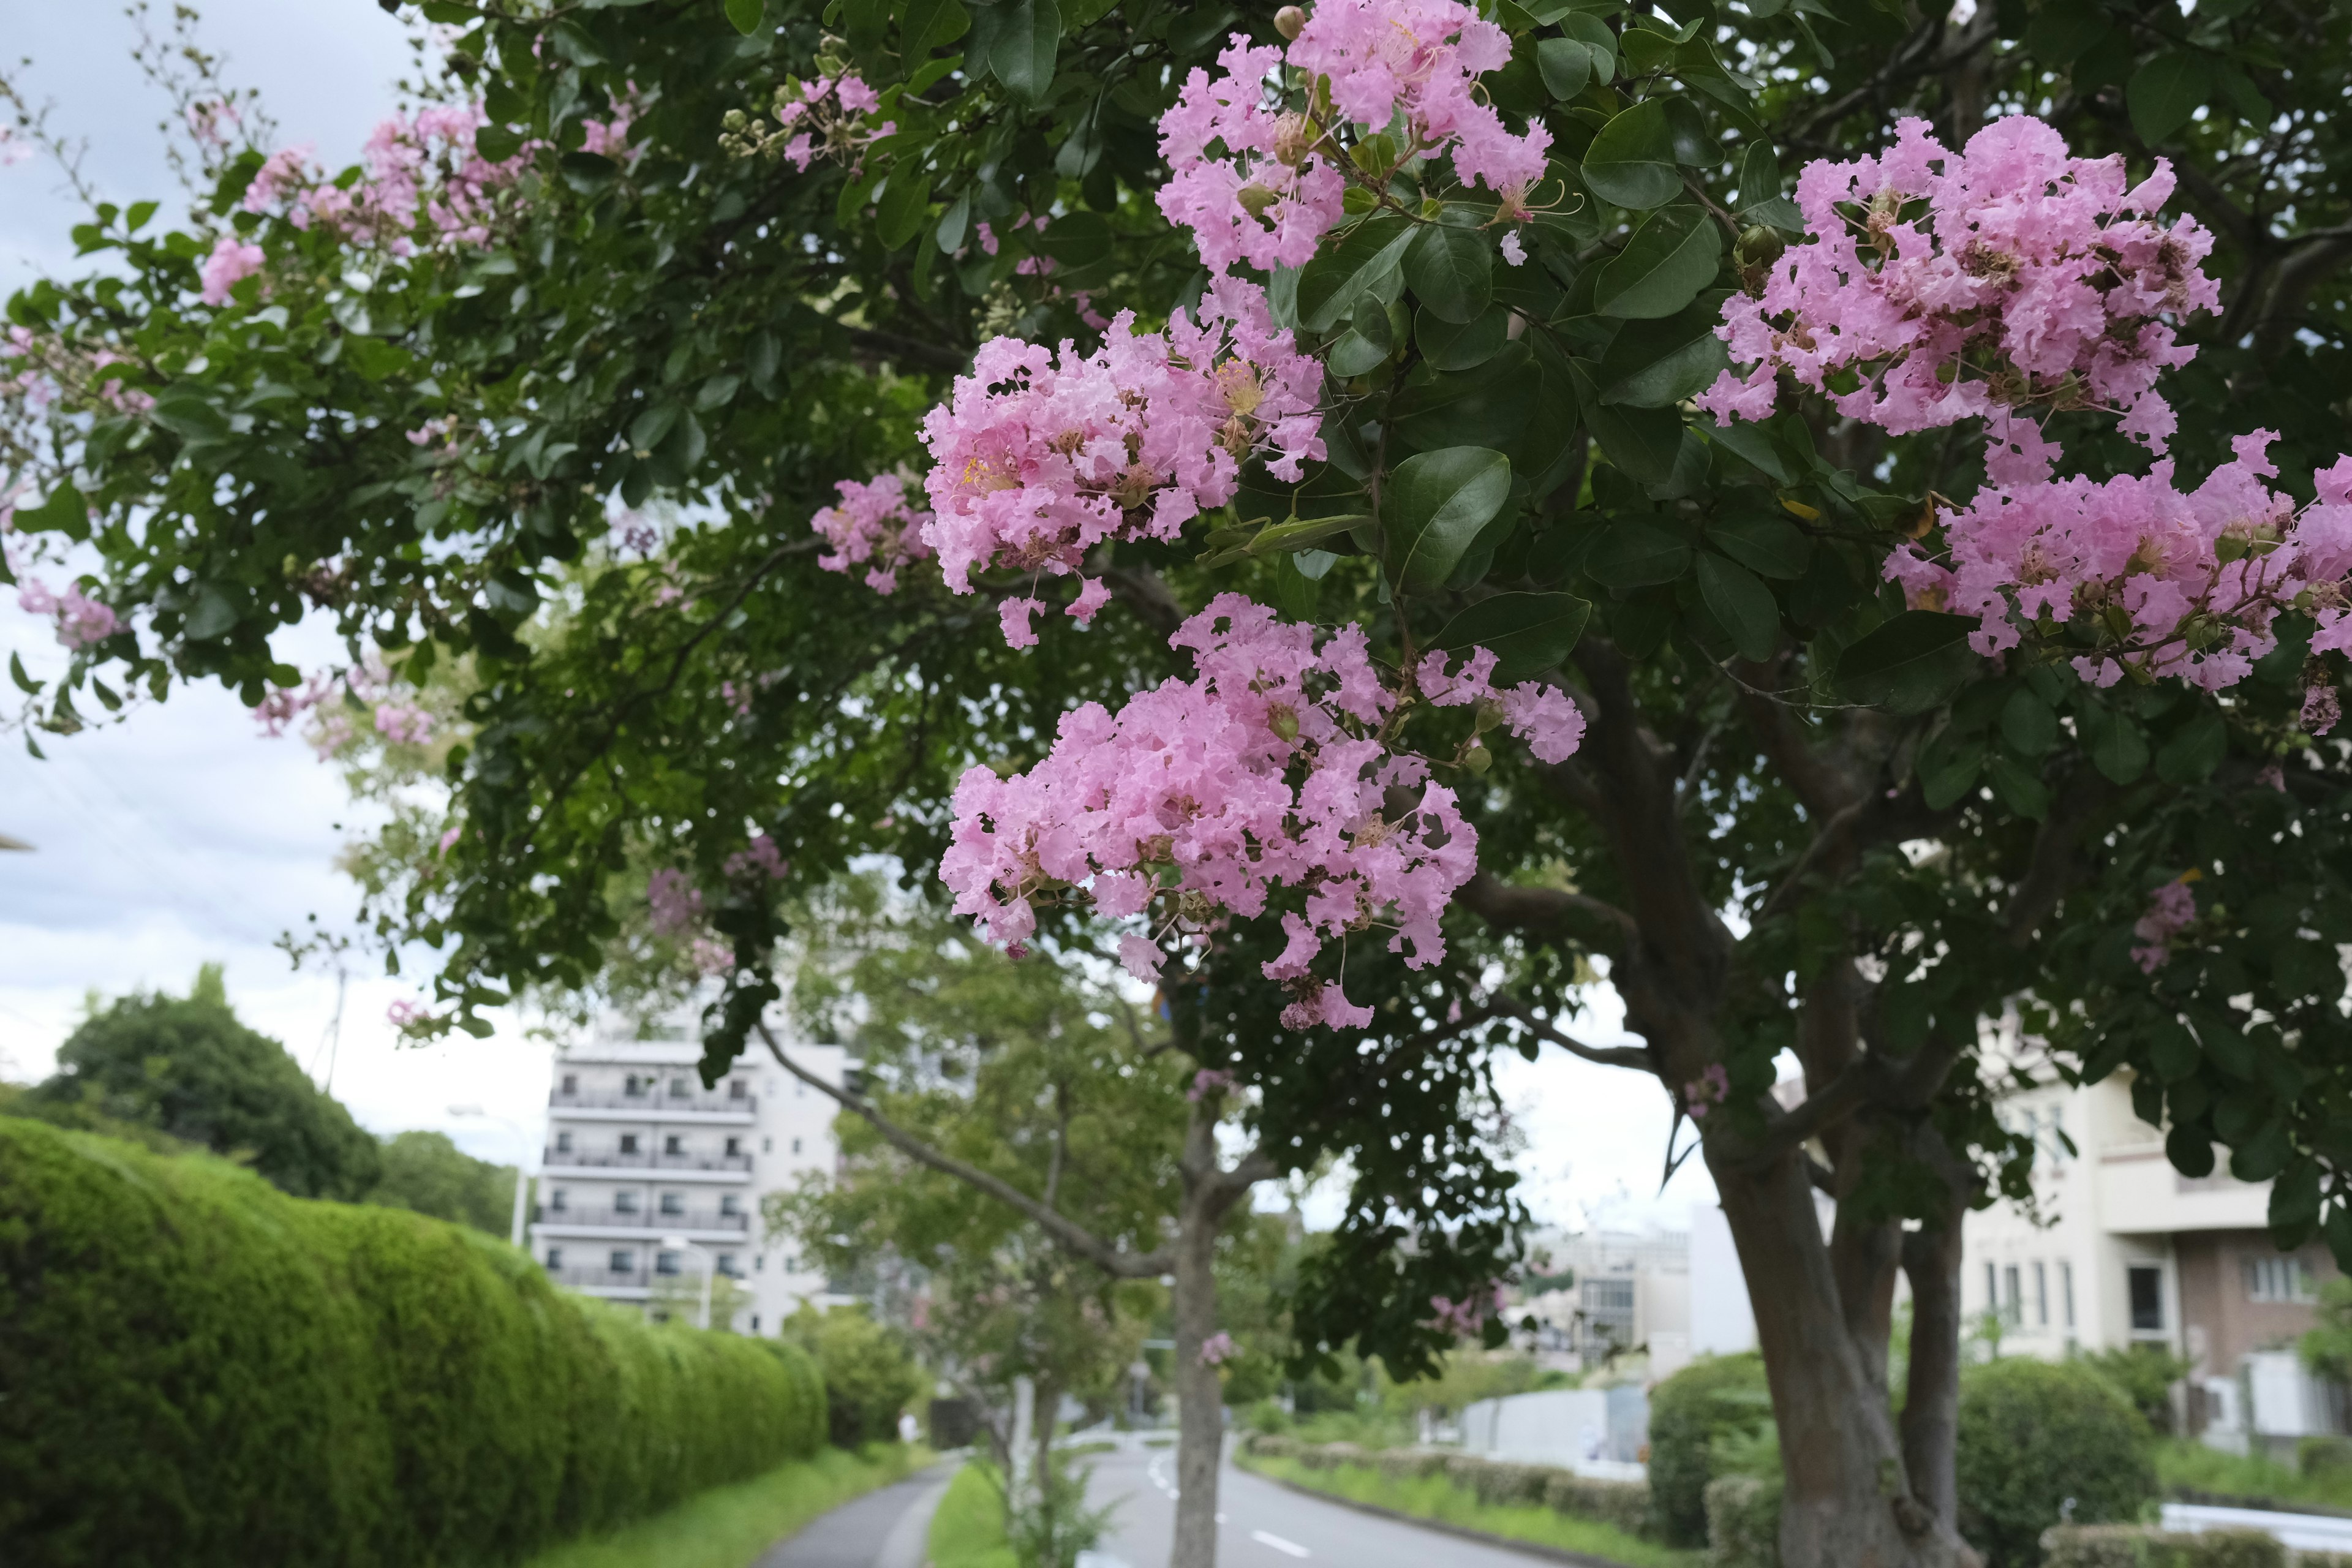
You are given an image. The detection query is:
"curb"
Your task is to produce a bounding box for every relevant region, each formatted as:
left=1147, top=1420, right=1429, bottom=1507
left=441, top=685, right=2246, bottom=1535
left=1235, top=1461, right=1646, bottom=1568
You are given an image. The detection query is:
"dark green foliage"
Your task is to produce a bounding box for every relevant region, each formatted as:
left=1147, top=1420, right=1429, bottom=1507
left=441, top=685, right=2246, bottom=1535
left=2079, top=1344, right=2193, bottom=1434
left=366, top=1129, right=521, bottom=1237
left=0, top=1117, right=824, bottom=1568
left=781, top=1304, right=925, bottom=1449
left=1956, top=1357, right=2156, bottom=1568
left=1704, top=1475, right=1782, bottom=1568
left=23, top=967, right=380, bottom=1200
left=1646, top=1352, right=1772, bottom=1547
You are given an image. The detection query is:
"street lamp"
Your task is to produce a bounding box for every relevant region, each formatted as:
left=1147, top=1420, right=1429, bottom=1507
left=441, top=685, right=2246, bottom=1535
left=449, top=1104, right=533, bottom=1248
left=662, top=1234, right=718, bottom=1330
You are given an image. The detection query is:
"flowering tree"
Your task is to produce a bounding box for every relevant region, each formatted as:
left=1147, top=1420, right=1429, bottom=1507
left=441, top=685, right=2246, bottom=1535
left=9, top=2, right=2352, bottom=1565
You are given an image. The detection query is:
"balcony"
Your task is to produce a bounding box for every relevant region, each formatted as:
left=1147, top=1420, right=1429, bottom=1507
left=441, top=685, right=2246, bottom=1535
left=541, top=1148, right=753, bottom=1177
left=548, top=1087, right=758, bottom=1122
left=534, top=1205, right=752, bottom=1234
left=545, top=1263, right=653, bottom=1292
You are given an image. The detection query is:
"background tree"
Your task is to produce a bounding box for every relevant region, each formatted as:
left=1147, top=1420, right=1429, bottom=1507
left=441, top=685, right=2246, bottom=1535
left=778, top=1303, right=926, bottom=1449
left=364, top=1128, right=523, bottom=1237
left=22, top=965, right=380, bottom=1200
left=9, top=4, right=2352, bottom=1567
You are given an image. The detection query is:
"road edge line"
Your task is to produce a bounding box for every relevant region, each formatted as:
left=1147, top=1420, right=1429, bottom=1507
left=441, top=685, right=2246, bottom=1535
left=1234, top=1463, right=1648, bottom=1568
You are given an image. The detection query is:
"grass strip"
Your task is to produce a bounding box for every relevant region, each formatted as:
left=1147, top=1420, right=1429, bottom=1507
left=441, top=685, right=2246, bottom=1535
left=2153, top=1438, right=2352, bottom=1514
left=1237, top=1452, right=1703, bottom=1568
left=929, top=1462, right=1018, bottom=1568
left=521, top=1444, right=926, bottom=1568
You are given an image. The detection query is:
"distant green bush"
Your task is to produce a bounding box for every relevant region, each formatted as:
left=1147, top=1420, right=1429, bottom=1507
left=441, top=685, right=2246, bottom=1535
left=1649, top=1354, right=1774, bottom=1547
left=781, top=1303, right=925, bottom=1449
left=0, top=1117, right=826, bottom=1568
left=1957, top=1357, right=2155, bottom=1568
left=1704, top=1474, right=1782, bottom=1568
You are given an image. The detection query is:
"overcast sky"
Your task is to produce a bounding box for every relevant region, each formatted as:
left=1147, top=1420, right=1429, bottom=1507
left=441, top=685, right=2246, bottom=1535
left=0, top=2, right=1714, bottom=1229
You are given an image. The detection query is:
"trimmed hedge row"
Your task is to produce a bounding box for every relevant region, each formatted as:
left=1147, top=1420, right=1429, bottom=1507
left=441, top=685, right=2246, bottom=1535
left=1240, top=1435, right=1656, bottom=1538
left=2040, top=1527, right=2320, bottom=1568
left=0, top=1117, right=826, bottom=1568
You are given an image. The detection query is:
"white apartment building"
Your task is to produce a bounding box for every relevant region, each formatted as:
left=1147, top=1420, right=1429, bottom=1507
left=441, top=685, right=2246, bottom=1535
left=1521, top=1226, right=1694, bottom=1377
left=530, top=1002, right=851, bottom=1336
left=1962, top=1069, right=2342, bottom=1455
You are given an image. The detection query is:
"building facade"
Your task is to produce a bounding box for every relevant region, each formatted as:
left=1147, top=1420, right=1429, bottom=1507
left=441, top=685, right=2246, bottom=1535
left=1522, top=1226, right=1693, bottom=1378
left=529, top=1004, right=850, bottom=1336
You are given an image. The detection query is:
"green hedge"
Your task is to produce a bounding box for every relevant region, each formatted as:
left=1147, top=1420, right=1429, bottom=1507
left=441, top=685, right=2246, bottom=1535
left=0, top=1117, right=826, bottom=1568
left=1649, top=1354, right=1773, bottom=1547
left=1957, top=1357, right=2156, bottom=1568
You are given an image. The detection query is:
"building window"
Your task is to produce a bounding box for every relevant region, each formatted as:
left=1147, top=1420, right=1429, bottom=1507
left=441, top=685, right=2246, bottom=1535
left=762, top=1136, right=774, bottom=1154
left=751, top=1315, right=760, bottom=1333
left=609, top=1250, right=636, bottom=1273
left=2062, top=1262, right=2076, bottom=1329
left=725, top=1136, right=742, bottom=1156
left=615, top=1190, right=641, bottom=1214
left=796, top=1080, right=805, bottom=1097
left=663, top=1134, right=684, bottom=1156
left=656, top=1251, right=682, bottom=1276
left=561, top=1073, right=578, bottom=1095
left=659, top=1192, right=685, bottom=1216
left=2035, top=1262, right=2049, bottom=1327
left=755, top=1253, right=766, bottom=1272
left=730, top=1079, right=748, bottom=1099
left=787, top=1255, right=801, bottom=1273
left=791, top=1137, right=803, bottom=1156
left=545, top=1246, right=564, bottom=1270
left=1985, top=1262, right=1998, bottom=1314
left=2003, top=1265, right=2022, bottom=1327
left=625, top=1076, right=646, bottom=1098
left=2247, top=1256, right=2316, bottom=1303
left=619, top=1133, right=641, bottom=1155
left=556, top=1131, right=574, bottom=1153
left=718, top=1254, right=740, bottom=1277
left=551, top=1188, right=568, bottom=1212
left=2128, top=1265, right=2165, bottom=1333
left=670, top=1076, right=692, bottom=1098
left=719, top=1194, right=741, bottom=1217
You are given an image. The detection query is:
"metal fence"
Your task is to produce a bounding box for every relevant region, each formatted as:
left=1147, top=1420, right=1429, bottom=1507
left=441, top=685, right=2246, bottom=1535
left=534, top=1205, right=751, bottom=1232
left=540, top=1149, right=753, bottom=1173
left=548, top=1088, right=757, bottom=1115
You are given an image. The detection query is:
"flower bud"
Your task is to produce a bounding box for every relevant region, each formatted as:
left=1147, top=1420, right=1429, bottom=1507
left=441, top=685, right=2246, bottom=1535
left=1735, top=225, right=1784, bottom=268
left=1272, top=111, right=1316, bottom=168
left=1235, top=183, right=1280, bottom=218
left=723, top=109, right=748, bottom=132
left=1463, top=742, right=1492, bottom=775
left=1274, top=6, right=1308, bottom=40
left=1267, top=702, right=1300, bottom=741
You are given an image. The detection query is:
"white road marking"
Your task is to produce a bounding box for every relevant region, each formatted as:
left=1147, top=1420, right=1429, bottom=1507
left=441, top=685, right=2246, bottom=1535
left=1250, top=1529, right=1312, bottom=1558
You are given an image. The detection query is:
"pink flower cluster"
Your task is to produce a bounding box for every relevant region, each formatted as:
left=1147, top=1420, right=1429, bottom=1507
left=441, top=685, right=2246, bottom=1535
left=723, top=834, right=788, bottom=881
left=1698, top=116, right=2220, bottom=451
left=1428, top=1281, right=1507, bottom=1336
left=1197, top=1331, right=1238, bottom=1366
left=198, top=235, right=265, bottom=306
left=14, top=576, right=119, bottom=650
left=1887, top=433, right=2352, bottom=693
left=918, top=276, right=1323, bottom=633
left=647, top=867, right=706, bottom=937
left=1187, top=1068, right=1238, bottom=1102
left=374, top=702, right=434, bottom=745
left=1684, top=1061, right=1730, bottom=1120
left=812, top=472, right=935, bottom=595
left=772, top=73, right=892, bottom=172
left=1156, top=2, right=1549, bottom=273
left=2130, top=877, right=2197, bottom=974
left=939, top=595, right=1584, bottom=1029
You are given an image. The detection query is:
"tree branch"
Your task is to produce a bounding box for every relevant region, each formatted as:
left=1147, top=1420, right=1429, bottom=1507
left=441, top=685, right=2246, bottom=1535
left=2002, top=766, right=2110, bottom=947
left=1099, top=561, right=1187, bottom=638
left=845, top=326, right=970, bottom=374
left=757, top=1022, right=1172, bottom=1278
left=1490, top=993, right=1654, bottom=1071
left=1455, top=870, right=1637, bottom=956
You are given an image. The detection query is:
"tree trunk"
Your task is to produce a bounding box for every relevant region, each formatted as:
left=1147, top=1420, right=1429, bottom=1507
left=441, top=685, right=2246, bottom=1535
left=1708, top=1144, right=1980, bottom=1568
left=1169, top=1111, right=1225, bottom=1568
left=1900, top=1139, right=1976, bottom=1533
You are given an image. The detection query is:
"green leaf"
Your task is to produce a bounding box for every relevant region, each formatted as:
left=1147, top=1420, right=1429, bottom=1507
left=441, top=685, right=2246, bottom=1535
left=1271, top=551, right=1322, bottom=620
left=149, top=395, right=233, bottom=447
left=10, top=652, right=42, bottom=694
left=2025, top=0, right=2108, bottom=66
left=1834, top=610, right=1978, bottom=714
left=477, top=124, right=526, bottom=162
left=1431, top=592, right=1593, bottom=682
left=723, top=0, right=765, bottom=34
left=1696, top=552, right=1778, bottom=662
left=1382, top=447, right=1513, bottom=595
left=935, top=191, right=973, bottom=255
left=1033, top=209, right=1112, bottom=270
left=1415, top=306, right=1509, bottom=372
left=1585, top=520, right=1691, bottom=589
left=1581, top=99, right=1681, bottom=210
left=1592, top=206, right=1721, bottom=320
left=2166, top=1123, right=2216, bottom=1180
left=1917, top=726, right=1988, bottom=810
left=16, top=483, right=90, bottom=540
left=2155, top=709, right=2227, bottom=785
left=877, top=170, right=933, bottom=249
left=1327, top=300, right=1395, bottom=379
left=1999, top=690, right=2058, bottom=758
left=1559, top=12, right=1616, bottom=82
left=1983, top=752, right=2049, bottom=820
left=1537, top=38, right=1593, bottom=100
left=1297, top=214, right=1413, bottom=333
left=1699, top=417, right=1788, bottom=483
left=1705, top=511, right=1809, bottom=578
left=1403, top=224, right=1493, bottom=325
left=2128, top=53, right=2212, bottom=145
left=1598, top=297, right=1730, bottom=406
left=184, top=586, right=239, bottom=641
left=559, top=151, right=617, bottom=195
left=125, top=200, right=159, bottom=234
left=2076, top=704, right=2149, bottom=785
left=903, top=0, right=971, bottom=55
left=987, top=0, right=1063, bottom=105
left=2271, top=1161, right=2323, bottom=1250
left=1567, top=360, right=1683, bottom=487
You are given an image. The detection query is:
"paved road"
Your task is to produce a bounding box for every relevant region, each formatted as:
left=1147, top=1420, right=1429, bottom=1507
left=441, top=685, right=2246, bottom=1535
left=1077, top=1443, right=1559, bottom=1568
left=753, top=1463, right=954, bottom=1568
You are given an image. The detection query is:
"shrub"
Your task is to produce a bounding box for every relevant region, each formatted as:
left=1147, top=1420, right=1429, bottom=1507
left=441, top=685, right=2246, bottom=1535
left=0, top=1117, right=825, bottom=1568
left=1545, top=1472, right=1654, bottom=1537
left=1957, top=1357, right=2157, bottom=1568
left=779, top=1303, right=924, bottom=1449
left=1705, top=1475, right=1782, bottom=1568
left=1649, top=1353, right=1774, bottom=1547
left=2079, top=1345, right=2192, bottom=1434
left=2302, top=1438, right=2352, bottom=1481
left=2041, top=1527, right=2286, bottom=1568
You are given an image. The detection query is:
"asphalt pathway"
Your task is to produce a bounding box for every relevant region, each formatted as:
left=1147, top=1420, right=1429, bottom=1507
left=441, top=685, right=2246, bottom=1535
left=1077, top=1443, right=1565, bottom=1568
left=753, top=1463, right=954, bottom=1568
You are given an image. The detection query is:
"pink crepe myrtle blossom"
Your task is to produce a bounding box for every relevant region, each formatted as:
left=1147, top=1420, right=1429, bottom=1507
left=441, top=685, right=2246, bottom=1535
left=1157, top=5, right=1549, bottom=274
left=374, top=703, right=434, bottom=745
left=688, top=937, right=736, bottom=975
left=186, top=99, right=242, bottom=146
left=939, top=595, right=1585, bottom=1027
left=2256, top=762, right=2288, bottom=793
left=1883, top=434, right=2352, bottom=690
left=918, top=276, right=1322, bottom=631
left=2304, top=682, right=2343, bottom=737
left=1197, top=1332, right=1238, bottom=1366
left=1697, top=116, right=2220, bottom=451
left=731, top=72, right=895, bottom=173
left=437, top=824, right=463, bottom=856
left=197, top=235, right=265, bottom=306
left=723, top=834, right=788, bottom=881
left=1188, top=1068, right=1238, bottom=1102
left=2130, top=876, right=2198, bottom=974
left=647, top=868, right=706, bottom=937
left=1684, top=1061, right=1731, bottom=1120
left=15, top=578, right=119, bottom=649
left=811, top=472, right=935, bottom=595
left=1428, top=1281, right=1507, bottom=1336
left=0, top=124, right=29, bottom=167
left=386, top=998, right=429, bottom=1028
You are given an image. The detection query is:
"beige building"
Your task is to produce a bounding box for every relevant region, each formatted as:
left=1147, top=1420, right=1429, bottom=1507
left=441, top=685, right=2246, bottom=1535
left=1522, top=1226, right=1693, bottom=1377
